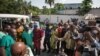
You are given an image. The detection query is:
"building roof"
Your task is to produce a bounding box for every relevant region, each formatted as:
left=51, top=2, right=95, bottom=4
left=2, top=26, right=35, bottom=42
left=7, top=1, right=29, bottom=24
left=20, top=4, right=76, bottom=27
left=0, top=14, right=29, bottom=19
left=63, top=3, right=81, bottom=5
left=63, top=3, right=81, bottom=9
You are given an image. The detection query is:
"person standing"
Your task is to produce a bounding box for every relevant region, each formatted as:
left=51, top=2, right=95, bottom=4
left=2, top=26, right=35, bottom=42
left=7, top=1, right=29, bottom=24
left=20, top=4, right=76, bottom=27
left=33, top=25, right=43, bottom=56
left=43, top=24, right=51, bottom=53
left=16, top=22, right=24, bottom=42
left=0, top=25, right=15, bottom=56
left=63, top=24, right=76, bottom=56
left=22, top=27, right=33, bottom=49
left=55, top=23, right=63, bottom=55
left=9, top=29, right=17, bottom=41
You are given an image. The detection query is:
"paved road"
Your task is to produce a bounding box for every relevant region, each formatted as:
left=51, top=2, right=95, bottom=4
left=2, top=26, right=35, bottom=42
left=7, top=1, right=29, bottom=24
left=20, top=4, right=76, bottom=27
left=40, top=52, right=55, bottom=56
left=39, top=34, right=55, bottom=56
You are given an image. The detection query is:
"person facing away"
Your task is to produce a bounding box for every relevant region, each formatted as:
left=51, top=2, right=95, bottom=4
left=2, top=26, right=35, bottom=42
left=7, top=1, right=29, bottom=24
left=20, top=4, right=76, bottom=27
left=22, top=26, right=33, bottom=49
left=43, top=24, right=52, bottom=53
left=11, top=42, right=34, bottom=56
left=0, top=25, right=15, bottom=56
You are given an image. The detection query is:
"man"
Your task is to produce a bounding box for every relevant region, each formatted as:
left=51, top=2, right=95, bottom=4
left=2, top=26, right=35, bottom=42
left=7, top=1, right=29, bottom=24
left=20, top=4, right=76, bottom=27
left=22, top=26, right=33, bottom=49
left=28, top=23, right=34, bottom=38
left=0, top=25, right=15, bottom=56
left=11, top=42, right=34, bottom=56
left=55, top=23, right=63, bottom=55
left=63, top=24, right=76, bottom=56
left=33, top=25, right=43, bottom=56
left=0, top=29, right=6, bottom=56
left=9, top=29, right=17, bottom=41
left=43, top=24, right=51, bottom=53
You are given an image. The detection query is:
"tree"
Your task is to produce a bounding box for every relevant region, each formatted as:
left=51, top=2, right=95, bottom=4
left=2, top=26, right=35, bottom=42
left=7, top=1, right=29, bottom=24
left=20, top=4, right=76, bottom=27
left=42, top=6, right=49, bottom=14
left=54, top=3, right=64, bottom=11
left=31, top=6, right=41, bottom=15
left=15, top=0, right=30, bottom=14
left=50, top=8, right=56, bottom=14
left=45, top=0, right=55, bottom=14
left=77, top=0, right=92, bottom=15
left=45, top=0, right=55, bottom=23
left=45, top=0, right=55, bottom=8
left=0, top=0, right=41, bottom=15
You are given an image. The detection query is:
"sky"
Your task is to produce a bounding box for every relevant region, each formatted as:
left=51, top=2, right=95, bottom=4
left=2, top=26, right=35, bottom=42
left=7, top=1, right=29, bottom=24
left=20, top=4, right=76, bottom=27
left=27, top=0, right=100, bottom=9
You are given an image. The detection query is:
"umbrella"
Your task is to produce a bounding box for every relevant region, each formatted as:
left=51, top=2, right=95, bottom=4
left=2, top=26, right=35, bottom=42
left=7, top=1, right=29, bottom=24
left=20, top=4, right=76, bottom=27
left=85, top=14, right=96, bottom=20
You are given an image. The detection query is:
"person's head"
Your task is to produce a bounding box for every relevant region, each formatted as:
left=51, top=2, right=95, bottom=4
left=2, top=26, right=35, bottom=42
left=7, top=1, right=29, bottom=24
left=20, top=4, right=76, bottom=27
left=85, top=39, right=91, bottom=45
left=24, top=27, right=29, bottom=32
left=63, top=23, right=68, bottom=28
left=46, top=24, right=50, bottom=29
left=34, top=25, right=38, bottom=29
left=69, top=24, right=75, bottom=32
left=60, top=20, right=63, bottom=23
left=29, top=23, right=32, bottom=28
left=10, top=29, right=17, bottom=39
left=58, top=23, right=62, bottom=27
left=17, top=22, right=22, bottom=27
left=11, top=24, right=16, bottom=29
left=73, top=21, right=78, bottom=26
left=4, top=25, right=11, bottom=33
left=77, top=39, right=83, bottom=45
left=11, top=42, right=27, bottom=56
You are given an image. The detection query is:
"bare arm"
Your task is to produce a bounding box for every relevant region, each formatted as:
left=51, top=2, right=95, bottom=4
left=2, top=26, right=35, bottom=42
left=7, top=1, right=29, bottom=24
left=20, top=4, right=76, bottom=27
left=0, top=47, right=6, bottom=56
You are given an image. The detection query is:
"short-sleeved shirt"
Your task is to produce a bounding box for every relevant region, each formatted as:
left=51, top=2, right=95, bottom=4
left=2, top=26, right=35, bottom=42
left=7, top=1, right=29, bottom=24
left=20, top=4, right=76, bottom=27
left=0, top=32, right=6, bottom=43
left=0, top=35, right=15, bottom=56
left=22, top=31, right=33, bottom=48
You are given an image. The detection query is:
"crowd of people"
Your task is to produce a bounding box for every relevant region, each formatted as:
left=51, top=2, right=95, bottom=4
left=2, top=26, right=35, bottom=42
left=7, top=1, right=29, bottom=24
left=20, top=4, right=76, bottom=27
left=0, top=19, right=100, bottom=56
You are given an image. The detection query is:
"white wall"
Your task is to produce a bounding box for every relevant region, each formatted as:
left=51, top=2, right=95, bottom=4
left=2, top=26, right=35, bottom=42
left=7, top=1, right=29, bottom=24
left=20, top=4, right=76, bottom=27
left=57, top=9, right=78, bottom=15
left=39, top=15, right=84, bottom=23
left=88, top=8, right=100, bottom=16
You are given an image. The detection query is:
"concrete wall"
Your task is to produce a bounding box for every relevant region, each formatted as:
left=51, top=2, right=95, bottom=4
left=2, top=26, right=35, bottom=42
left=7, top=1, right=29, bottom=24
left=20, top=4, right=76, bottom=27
left=57, top=9, right=78, bottom=15
left=39, top=15, right=84, bottom=23
left=58, top=8, right=100, bottom=17
left=88, top=8, right=100, bottom=17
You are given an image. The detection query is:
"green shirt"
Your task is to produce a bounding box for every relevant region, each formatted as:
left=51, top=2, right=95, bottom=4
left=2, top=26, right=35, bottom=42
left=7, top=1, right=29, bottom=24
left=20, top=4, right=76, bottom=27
left=22, top=31, right=33, bottom=48
left=0, top=35, right=15, bottom=56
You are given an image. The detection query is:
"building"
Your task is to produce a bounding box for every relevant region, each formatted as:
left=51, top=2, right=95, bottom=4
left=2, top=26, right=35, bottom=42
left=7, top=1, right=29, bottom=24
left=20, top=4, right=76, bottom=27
left=64, top=3, right=81, bottom=9
left=57, top=3, right=81, bottom=15
left=39, top=3, right=100, bottom=23
left=57, top=3, right=100, bottom=17
left=88, top=8, right=100, bottom=17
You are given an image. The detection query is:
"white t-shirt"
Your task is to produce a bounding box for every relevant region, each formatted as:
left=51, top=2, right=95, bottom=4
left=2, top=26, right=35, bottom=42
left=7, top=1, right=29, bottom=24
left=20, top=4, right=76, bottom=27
left=24, top=46, right=34, bottom=56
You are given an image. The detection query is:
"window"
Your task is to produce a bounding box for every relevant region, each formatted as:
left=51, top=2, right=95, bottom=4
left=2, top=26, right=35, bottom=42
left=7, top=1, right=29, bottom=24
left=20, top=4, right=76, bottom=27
left=70, top=7, right=72, bottom=9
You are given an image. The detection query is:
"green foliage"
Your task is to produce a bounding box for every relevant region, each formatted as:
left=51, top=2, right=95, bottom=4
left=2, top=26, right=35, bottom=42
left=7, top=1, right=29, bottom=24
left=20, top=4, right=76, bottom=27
left=50, top=8, right=57, bottom=14
left=0, top=0, right=41, bottom=15
left=42, top=6, right=57, bottom=14
left=54, top=3, right=64, bottom=11
left=42, top=6, right=50, bottom=14
left=45, top=0, right=55, bottom=7
left=45, top=0, right=55, bottom=15
left=77, top=0, right=92, bottom=15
